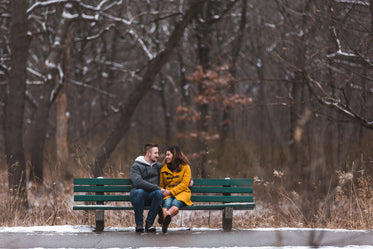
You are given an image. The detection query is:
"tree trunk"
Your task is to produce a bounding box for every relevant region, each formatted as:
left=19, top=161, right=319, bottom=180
left=195, top=1, right=214, bottom=178
left=92, top=0, right=207, bottom=177
left=6, top=0, right=30, bottom=207
left=56, top=33, right=71, bottom=167
left=29, top=5, right=74, bottom=184
left=175, top=52, right=191, bottom=134
left=30, top=100, right=51, bottom=184
left=370, top=0, right=373, bottom=37
left=159, top=73, right=172, bottom=144
left=289, top=72, right=301, bottom=172
left=289, top=0, right=312, bottom=188
left=220, top=0, right=247, bottom=153
left=155, top=10, right=171, bottom=144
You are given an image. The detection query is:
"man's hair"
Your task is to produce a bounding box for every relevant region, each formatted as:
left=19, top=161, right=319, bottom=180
left=143, top=144, right=158, bottom=155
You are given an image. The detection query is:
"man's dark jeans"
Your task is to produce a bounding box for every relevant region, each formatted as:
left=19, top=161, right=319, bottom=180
left=130, top=189, right=163, bottom=226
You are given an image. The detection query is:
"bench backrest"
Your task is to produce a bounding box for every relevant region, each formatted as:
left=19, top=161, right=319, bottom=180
left=74, top=178, right=254, bottom=204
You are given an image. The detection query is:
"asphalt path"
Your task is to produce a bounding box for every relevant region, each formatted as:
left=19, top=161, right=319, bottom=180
left=1, top=228, right=373, bottom=248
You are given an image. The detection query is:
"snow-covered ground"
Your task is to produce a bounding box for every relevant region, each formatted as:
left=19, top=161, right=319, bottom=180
left=137, top=247, right=373, bottom=249
left=0, top=225, right=372, bottom=234
left=0, top=226, right=373, bottom=249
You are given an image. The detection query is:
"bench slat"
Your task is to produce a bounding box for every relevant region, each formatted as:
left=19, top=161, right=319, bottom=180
left=74, top=195, right=130, bottom=202
left=192, top=178, right=252, bottom=186
left=191, top=195, right=253, bottom=202
left=190, top=186, right=253, bottom=193
left=182, top=203, right=255, bottom=210
left=73, top=203, right=255, bottom=211
left=74, top=178, right=253, bottom=186
left=73, top=205, right=134, bottom=210
left=74, top=194, right=253, bottom=203
left=74, top=186, right=131, bottom=192
left=74, top=178, right=132, bottom=185
left=74, top=186, right=252, bottom=193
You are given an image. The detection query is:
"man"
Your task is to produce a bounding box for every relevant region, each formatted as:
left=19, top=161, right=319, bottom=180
left=130, top=144, right=163, bottom=233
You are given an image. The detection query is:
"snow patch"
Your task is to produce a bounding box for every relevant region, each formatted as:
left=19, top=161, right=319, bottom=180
left=0, top=226, right=371, bottom=234
left=0, top=225, right=93, bottom=233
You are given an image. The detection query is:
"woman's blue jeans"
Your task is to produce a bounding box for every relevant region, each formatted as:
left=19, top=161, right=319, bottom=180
left=162, top=196, right=185, bottom=209
left=130, top=189, right=163, bottom=226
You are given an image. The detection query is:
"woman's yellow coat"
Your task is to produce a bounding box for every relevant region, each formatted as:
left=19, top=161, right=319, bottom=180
left=159, top=164, right=193, bottom=206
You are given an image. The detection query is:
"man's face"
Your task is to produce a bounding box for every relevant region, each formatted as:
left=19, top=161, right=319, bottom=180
left=148, top=147, right=159, bottom=163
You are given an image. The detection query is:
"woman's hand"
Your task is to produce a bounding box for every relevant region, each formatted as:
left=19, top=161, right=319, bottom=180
left=189, top=179, right=194, bottom=187
left=162, top=189, right=171, bottom=197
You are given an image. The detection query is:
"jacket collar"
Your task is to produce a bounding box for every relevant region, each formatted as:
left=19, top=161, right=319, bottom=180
left=135, top=156, right=158, bottom=167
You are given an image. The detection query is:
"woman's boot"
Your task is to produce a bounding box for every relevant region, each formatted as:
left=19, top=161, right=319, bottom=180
left=162, top=206, right=179, bottom=233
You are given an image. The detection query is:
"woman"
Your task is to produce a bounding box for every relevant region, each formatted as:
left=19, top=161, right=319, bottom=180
left=159, top=145, right=193, bottom=233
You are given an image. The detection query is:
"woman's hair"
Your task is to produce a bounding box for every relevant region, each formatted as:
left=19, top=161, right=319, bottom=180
left=163, top=145, right=190, bottom=172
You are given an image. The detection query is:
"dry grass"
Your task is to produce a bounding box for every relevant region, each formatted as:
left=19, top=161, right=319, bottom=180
left=250, top=168, right=373, bottom=230
left=1, top=166, right=373, bottom=230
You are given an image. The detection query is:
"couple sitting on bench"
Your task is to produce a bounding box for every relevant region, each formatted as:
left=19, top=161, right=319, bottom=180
left=130, top=144, right=193, bottom=234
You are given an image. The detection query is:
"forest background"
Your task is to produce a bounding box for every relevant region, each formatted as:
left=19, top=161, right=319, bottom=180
left=1, top=0, right=373, bottom=229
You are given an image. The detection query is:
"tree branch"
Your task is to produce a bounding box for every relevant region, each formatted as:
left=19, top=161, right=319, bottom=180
left=304, top=72, right=373, bottom=129
left=275, top=51, right=373, bottom=129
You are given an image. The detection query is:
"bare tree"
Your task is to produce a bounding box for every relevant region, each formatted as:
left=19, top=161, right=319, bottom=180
left=27, top=3, right=80, bottom=184
left=55, top=33, right=71, bottom=169
left=92, top=0, right=207, bottom=177
left=192, top=0, right=239, bottom=178
left=5, top=0, right=30, bottom=206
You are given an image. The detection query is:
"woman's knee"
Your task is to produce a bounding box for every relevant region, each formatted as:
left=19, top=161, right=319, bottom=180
left=162, top=197, right=173, bottom=209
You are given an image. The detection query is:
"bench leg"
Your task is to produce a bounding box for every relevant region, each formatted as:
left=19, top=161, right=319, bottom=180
left=222, top=207, right=233, bottom=232
left=95, top=210, right=104, bottom=232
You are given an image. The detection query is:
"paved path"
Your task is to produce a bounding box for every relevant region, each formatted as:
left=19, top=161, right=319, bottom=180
left=1, top=228, right=373, bottom=248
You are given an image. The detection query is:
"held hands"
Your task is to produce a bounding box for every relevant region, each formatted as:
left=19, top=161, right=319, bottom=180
left=161, top=189, right=171, bottom=197
left=161, top=179, right=193, bottom=196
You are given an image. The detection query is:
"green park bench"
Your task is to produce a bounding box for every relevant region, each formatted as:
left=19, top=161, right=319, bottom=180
left=73, top=178, right=255, bottom=232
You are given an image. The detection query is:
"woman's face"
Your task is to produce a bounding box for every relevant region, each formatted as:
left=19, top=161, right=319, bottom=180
left=165, top=150, right=173, bottom=164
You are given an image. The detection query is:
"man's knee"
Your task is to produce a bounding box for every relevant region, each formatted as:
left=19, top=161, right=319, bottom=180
left=132, top=189, right=146, bottom=196
left=131, top=189, right=146, bottom=205
left=153, top=189, right=163, bottom=201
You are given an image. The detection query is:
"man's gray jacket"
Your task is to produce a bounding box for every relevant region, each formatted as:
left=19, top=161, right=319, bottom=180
left=130, top=156, right=162, bottom=192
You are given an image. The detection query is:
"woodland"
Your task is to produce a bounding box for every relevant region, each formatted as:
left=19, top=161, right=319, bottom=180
left=1, top=0, right=373, bottom=228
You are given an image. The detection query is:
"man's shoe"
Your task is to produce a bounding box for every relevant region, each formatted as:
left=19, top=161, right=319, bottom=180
left=162, top=215, right=171, bottom=233
left=145, top=224, right=156, bottom=233
left=157, top=206, right=164, bottom=224
left=135, top=225, right=144, bottom=233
